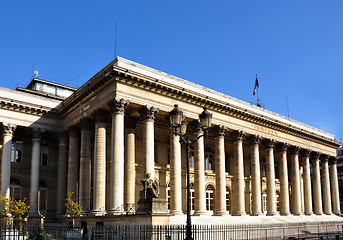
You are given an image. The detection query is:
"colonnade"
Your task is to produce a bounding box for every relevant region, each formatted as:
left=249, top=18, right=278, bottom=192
left=0, top=100, right=341, bottom=218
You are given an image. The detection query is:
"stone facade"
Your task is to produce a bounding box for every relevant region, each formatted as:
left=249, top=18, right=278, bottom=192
left=0, top=57, right=341, bottom=224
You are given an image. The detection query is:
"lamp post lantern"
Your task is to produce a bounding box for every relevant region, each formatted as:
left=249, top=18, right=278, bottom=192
left=169, top=104, right=212, bottom=240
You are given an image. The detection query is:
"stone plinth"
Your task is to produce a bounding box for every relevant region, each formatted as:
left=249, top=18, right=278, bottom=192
left=136, top=191, right=169, bottom=215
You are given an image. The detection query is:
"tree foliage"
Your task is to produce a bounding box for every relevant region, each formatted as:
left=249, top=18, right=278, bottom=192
left=65, top=192, right=83, bottom=217
left=0, top=195, right=30, bottom=221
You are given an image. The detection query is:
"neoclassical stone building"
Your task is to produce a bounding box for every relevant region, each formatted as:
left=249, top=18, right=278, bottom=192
left=0, top=57, right=341, bottom=224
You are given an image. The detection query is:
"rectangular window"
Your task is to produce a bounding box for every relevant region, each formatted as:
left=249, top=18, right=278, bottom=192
left=190, top=151, right=194, bottom=168
left=11, top=142, right=23, bottom=163
left=205, top=153, right=213, bottom=170
left=39, top=189, right=48, bottom=215
left=41, top=146, right=49, bottom=166
left=190, top=189, right=194, bottom=211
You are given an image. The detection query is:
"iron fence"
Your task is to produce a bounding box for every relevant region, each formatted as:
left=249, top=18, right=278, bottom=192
left=0, top=221, right=342, bottom=240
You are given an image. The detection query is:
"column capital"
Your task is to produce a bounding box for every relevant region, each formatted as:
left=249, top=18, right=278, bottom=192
left=212, top=125, right=228, bottom=137
left=32, top=128, right=45, bottom=140
left=276, top=142, right=288, bottom=152
left=289, top=146, right=300, bottom=155
left=189, top=120, right=202, bottom=132
left=125, top=117, right=138, bottom=129
left=231, top=130, right=245, bottom=142
left=329, top=156, right=337, bottom=165
left=79, top=118, right=93, bottom=131
left=2, top=123, right=16, bottom=136
left=58, top=132, right=68, bottom=145
left=68, top=125, right=80, bottom=138
left=139, top=105, right=159, bottom=121
left=248, top=134, right=261, bottom=146
left=311, top=151, right=320, bottom=160
left=301, top=149, right=311, bottom=158
left=107, top=98, right=129, bottom=115
left=92, top=108, right=109, bottom=123
left=320, top=154, right=329, bottom=163
left=263, top=139, right=275, bottom=149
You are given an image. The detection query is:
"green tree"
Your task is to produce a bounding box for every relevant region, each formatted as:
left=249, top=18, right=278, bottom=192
left=65, top=192, right=83, bottom=229
left=0, top=195, right=30, bottom=222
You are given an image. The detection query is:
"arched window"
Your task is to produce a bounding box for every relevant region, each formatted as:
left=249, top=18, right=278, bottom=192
left=262, top=190, right=267, bottom=214
left=206, top=185, right=215, bottom=211
left=205, top=147, right=214, bottom=171
left=38, top=181, right=48, bottom=215
left=226, top=186, right=230, bottom=212
left=190, top=183, right=194, bottom=212
left=10, top=178, right=21, bottom=201
left=167, top=182, right=170, bottom=210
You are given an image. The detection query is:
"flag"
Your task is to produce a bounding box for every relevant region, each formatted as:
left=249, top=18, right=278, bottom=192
left=253, top=75, right=259, bottom=96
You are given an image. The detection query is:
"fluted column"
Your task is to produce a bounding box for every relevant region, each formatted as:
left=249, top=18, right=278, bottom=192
left=249, top=135, right=262, bottom=216
left=232, top=130, right=245, bottom=216
left=311, top=152, right=323, bottom=215
left=67, top=125, right=80, bottom=201
left=301, top=149, right=313, bottom=215
left=265, top=139, right=277, bottom=216
left=193, top=121, right=207, bottom=215
left=277, top=143, right=290, bottom=215
left=79, top=118, right=93, bottom=213
left=170, top=128, right=183, bottom=215
left=290, top=146, right=302, bottom=215
left=329, top=157, right=341, bottom=215
left=124, top=118, right=136, bottom=212
left=214, top=125, right=228, bottom=216
left=56, top=132, right=68, bottom=216
left=29, top=128, right=44, bottom=217
left=1, top=123, right=16, bottom=199
left=108, top=98, right=129, bottom=214
left=91, top=109, right=108, bottom=216
left=321, top=155, right=332, bottom=215
left=139, top=106, right=159, bottom=180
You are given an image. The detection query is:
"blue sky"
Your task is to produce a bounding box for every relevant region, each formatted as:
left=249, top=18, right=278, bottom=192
left=1, top=1, right=342, bottom=141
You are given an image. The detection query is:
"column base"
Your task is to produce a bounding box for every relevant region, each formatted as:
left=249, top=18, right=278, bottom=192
left=215, top=211, right=229, bottom=216
left=304, top=212, right=314, bottom=216
left=292, top=212, right=303, bottom=216
left=251, top=211, right=263, bottom=216
left=170, top=210, right=183, bottom=215
left=90, top=210, right=106, bottom=216
left=232, top=211, right=246, bottom=216
left=314, top=212, right=323, bottom=215
left=280, top=211, right=291, bottom=216
left=324, top=212, right=333, bottom=215
left=193, top=210, right=208, bottom=216
left=266, top=212, right=279, bottom=216
left=107, top=209, right=124, bottom=216
left=28, top=211, right=42, bottom=218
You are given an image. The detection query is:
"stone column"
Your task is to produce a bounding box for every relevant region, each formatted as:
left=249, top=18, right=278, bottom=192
left=139, top=106, right=159, bottom=180
left=124, top=118, right=137, bottom=212
left=265, top=139, right=277, bottom=216
left=329, top=157, right=341, bottom=215
left=301, top=149, right=313, bottom=215
left=79, top=118, right=93, bottom=213
left=232, top=130, right=245, bottom=216
left=290, top=146, right=302, bottom=215
left=311, top=152, right=323, bottom=215
left=193, top=121, right=207, bottom=215
left=29, top=128, right=44, bottom=217
left=277, top=143, right=290, bottom=215
left=321, top=155, right=332, bottom=215
left=67, top=125, right=80, bottom=201
left=107, top=98, right=129, bottom=215
left=214, top=125, right=228, bottom=216
left=56, top=132, right=68, bottom=216
left=91, top=109, right=108, bottom=216
left=249, top=135, right=262, bottom=216
left=170, top=128, right=183, bottom=215
left=1, top=123, right=16, bottom=199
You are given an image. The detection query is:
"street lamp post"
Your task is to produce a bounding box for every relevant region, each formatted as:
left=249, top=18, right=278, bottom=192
left=169, top=104, right=212, bottom=240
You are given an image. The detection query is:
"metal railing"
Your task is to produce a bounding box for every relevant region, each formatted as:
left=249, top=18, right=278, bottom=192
left=0, top=221, right=342, bottom=240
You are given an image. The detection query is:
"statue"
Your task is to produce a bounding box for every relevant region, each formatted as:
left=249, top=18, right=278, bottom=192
left=141, top=173, right=159, bottom=200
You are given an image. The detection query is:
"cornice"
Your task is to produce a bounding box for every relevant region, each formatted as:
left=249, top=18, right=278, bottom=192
left=0, top=97, right=58, bottom=117
left=57, top=63, right=340, bottom=149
